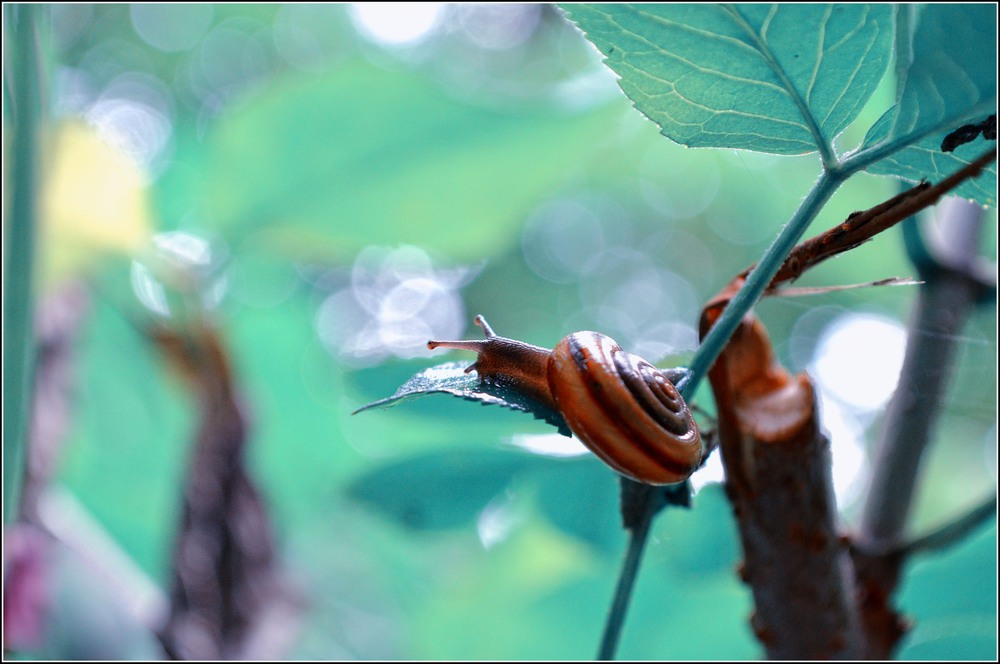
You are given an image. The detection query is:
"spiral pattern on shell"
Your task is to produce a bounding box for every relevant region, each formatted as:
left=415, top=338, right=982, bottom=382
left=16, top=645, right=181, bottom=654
left=547, top=331, right=703, bottom=485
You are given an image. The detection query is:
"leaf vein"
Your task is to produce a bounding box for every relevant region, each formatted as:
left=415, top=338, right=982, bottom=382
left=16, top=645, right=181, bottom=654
left=598, top=8, right=790, bottom=96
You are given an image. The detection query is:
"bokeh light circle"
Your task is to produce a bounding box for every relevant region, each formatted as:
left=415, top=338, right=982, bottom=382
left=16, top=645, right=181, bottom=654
left=811, top=313, right=907, bottom=411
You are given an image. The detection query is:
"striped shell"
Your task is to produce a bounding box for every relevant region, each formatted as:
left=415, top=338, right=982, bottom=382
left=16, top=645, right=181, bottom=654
left=547, top=332, right=703, bottom=485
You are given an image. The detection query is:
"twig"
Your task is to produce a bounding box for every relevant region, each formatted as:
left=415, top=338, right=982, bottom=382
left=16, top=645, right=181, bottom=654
left=858, top=197, right=992, bottom=552
left=768, top=147, right=996, bottom=289
left=900, top=494, right=998, bottom=558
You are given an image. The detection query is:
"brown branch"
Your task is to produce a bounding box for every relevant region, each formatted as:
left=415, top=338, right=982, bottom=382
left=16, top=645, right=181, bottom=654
left=151, top=322, right=287, bottom=660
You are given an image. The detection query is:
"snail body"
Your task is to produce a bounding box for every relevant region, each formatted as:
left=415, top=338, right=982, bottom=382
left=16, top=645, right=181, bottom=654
left=428, top=315, right=703, bottom=485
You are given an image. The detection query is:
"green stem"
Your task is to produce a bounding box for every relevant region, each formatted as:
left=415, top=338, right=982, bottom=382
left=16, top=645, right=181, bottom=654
left=597, top=492, right=657, bottom=660
left=3, top=4, right=43, bottom=523
left=598, top=167, right=848, bottom=661
left=684, top=169, right=845, bottom=397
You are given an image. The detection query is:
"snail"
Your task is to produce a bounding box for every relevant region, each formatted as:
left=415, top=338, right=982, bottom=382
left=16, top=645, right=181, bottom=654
left=428, top=315, right=704, bottom=485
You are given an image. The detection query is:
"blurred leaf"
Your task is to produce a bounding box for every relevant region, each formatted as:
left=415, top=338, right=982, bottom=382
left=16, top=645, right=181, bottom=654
left=38, top=121, right=154, bottom=289
left=659, top=483, right=740, bottom=576
left=194, top=59, right=621, bottom=260
left=896, top=521, right=997, bottom=660
left=353, top=361, right=570, bottom=435
left=622, top=573, right=757, bottom=660
left=535, top=456, right=621, bottom=553
left=57, top=296, right=192, bottom=579
left=411, top=522, right=601, bottom=660
left=563, top=4, right=894, bottom=155
left=346, top=448, right=542, bottom=531
left=861, top=4, right=997, bottom=206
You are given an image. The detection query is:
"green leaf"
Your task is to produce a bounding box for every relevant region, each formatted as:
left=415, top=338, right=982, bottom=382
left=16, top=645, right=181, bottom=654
left=346, top=448, right=541, bottom=531
left=860, top=4, right=997, bottom=205
left=535, top=457, right=621, bottom=553
left=191, top=59, right=620, bottom=261
left=353, top=362, right=570, bottom=435
left=563, top=4, right=894, bottom=155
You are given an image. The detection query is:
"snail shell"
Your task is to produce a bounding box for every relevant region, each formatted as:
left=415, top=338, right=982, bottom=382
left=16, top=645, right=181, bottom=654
left=549, top=331, right=702, bottom=484
left=428, top=316, right=703, bottom=485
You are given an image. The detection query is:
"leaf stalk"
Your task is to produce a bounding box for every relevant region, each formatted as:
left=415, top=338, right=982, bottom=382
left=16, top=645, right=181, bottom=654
left=597, top=487, right=658, bottom=660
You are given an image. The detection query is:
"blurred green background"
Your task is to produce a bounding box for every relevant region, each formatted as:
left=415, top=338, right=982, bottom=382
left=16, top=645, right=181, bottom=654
left=5, top=3, right=996, bottom=659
